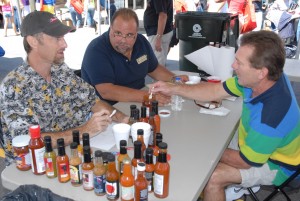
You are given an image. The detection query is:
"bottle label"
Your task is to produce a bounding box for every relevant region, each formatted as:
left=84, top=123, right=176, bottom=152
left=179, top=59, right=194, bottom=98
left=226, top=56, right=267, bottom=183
left=148, top=126, right=154, bottom=146
left=44, top=157, right=55, bottom=176
left=16, top=153, right=31, bottom=169
left=121, top=185, right=134, bottom=200
left=154, top=173, right=164, bottom=195
left=30, top=147, right=45, bottom=173
left=94, top=174, right=106, bottom=195
left=106, top=180, right=119, bottom=199
left=82, top=169, right=94, bottom=189
left=58, top=162, right=69, bottom=178
left=119, top=161, right=124, bottom=176
left=70, top=164, right=82, bottom=185
left=145, top=171, right=154, bottom=191
left=140, top=188, right=148, bottom=201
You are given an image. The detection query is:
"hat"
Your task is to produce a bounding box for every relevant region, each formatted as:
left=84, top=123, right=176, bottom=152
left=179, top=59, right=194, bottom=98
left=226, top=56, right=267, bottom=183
left=21, top=11, right=75, bottom=37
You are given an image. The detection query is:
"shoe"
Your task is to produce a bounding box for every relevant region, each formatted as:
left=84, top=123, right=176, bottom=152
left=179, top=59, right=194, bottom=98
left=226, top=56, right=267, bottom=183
left=225, top=186, right=245, bottom=201
left=225, top=185, right=261, bottom=201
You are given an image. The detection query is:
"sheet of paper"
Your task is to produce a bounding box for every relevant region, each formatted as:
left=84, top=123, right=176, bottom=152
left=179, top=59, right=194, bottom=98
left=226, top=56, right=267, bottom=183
left=90, top=123, right=116, bottom=151
left=185, top=46, right=235, bottom=81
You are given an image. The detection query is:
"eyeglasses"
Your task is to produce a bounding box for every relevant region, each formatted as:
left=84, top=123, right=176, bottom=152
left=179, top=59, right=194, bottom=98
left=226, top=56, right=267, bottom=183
left=112, top=30, right=136, bottom=41
left=194, top=100, right=222, bottom=110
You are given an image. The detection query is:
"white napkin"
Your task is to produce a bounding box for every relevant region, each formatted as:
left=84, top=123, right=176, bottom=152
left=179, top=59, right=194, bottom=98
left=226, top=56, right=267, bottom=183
left=184, top=46, right=235, bottom=81
left=199, top=106, right=230, bottom=116
left=90, top=123, right=116, bottom=151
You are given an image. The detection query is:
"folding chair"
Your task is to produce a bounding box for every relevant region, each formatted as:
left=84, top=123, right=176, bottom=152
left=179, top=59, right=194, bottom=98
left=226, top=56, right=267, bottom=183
left=246, top=167, right=300, bottom=201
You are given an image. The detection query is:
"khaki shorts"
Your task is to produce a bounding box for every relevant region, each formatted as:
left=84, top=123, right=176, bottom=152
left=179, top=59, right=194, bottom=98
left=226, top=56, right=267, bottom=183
left=228, top=131, right=277, bottom=188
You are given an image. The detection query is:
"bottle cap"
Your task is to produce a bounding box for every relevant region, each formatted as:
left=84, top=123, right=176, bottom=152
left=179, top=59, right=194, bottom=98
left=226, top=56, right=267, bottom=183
left=70, top=142, right=78, bottom=149
left=106, top=153, right=115, bottom=162
left=130, top=104, right=137, bottom=110
left=12, top=135, right=30, bottom=147
left=29, top=125, right=41, bottom=139
left=120, top=140, right=127, bottom=147
left=95, top=150, right=103, bottom=158
left=44, top=136, right=51, bottom=143
left=134, top=140, right=142, bottom=147
left=102, top=152, right=110, bottom=163
left=146, top=147, right=153, bottom=155
left=158, top=142, right=168, bottom=149
left=152, top=100, right=158, bottom=106
left=156, top=133, right=163, bottom=140
left=137, top=162, right=146, bottom=171
left=137, top=129, right=144, bottom=136
left=57, top=138, right=64, bottom=147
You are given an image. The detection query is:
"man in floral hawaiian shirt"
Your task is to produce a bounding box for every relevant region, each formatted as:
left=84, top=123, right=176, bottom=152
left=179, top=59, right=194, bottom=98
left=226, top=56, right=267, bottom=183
left=0, top=11, right=128, bottom=164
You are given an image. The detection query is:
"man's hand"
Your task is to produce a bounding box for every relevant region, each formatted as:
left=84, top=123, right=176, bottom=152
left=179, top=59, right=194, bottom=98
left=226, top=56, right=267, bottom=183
left=84, top=109, right=111, bottom=137
left=150, top=81, right=175, bottom=97
left=155, top=92, right=171, bottom=106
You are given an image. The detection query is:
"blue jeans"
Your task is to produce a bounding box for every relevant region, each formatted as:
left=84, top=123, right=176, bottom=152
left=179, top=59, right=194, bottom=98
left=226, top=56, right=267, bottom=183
left=69, top=6, right=82, bottom=28
left=13, top=6, right=20, bottom=32
left=86, top=7, right=95, bottom=27
left=297, top=20, right=300, bottom=42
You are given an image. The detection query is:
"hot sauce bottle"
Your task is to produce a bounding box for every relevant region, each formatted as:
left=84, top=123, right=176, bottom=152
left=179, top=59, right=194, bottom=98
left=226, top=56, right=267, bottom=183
left=120, top=158, right=134, bottom=201
left=69, top=142, right=82, bottom=186
left=145, top=148, right=155, bottom=193
left=132, top=141, right=144, bottom=179
left=28, top=125, right=45, bottom=175
left=72, top=130, right=83, bottom=159
left=43, top=136, right=57, bottom=178
left=154, top=142, right=170, bottom=198
left=82, top=146, right=94, bottom=191
left=139, top=106, right=148, bottom=123
left=134, top=162, right=148, bottom=201
left=105, top=153, right=119, bottom=200
left=56, top=138, right=70, bottom=183
left=143, top=94, right=155, bottom=118
left=148, top=112, right=156, bottom=147
left=137, top=129, right=146, bottom=158
left=153, top=133, right=163, bottom=164
left=93, top=150, right=106, bottom=196
left=117, top=140, right=130, bottom=177
left=128, top=105, right=137, bottom=125
left=151, top=100, right=161, bottom=133
left=83, top=133, right=93, bottom=157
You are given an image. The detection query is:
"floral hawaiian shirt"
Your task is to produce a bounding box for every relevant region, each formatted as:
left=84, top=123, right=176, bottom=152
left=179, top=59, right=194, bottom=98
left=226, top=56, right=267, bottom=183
left=0, top=61, right=99, bottom=162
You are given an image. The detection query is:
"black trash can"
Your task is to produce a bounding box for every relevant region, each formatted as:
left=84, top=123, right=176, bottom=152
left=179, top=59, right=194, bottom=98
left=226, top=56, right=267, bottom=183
left=175, top=12, right=235, bottom=73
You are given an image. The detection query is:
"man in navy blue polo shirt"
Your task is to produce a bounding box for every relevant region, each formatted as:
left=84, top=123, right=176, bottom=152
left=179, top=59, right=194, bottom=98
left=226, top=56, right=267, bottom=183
left=81, top=8, right=187, bottom=105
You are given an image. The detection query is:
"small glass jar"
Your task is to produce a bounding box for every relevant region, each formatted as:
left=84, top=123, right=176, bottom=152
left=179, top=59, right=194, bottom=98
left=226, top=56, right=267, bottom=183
left=12, top=135, right=31, bottom=171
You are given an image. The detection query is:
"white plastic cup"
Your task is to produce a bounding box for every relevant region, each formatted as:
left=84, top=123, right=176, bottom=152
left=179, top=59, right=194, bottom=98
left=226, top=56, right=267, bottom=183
left=112, top=123, right=131, bottom=150
left=131, top=122, right=151, bottom=147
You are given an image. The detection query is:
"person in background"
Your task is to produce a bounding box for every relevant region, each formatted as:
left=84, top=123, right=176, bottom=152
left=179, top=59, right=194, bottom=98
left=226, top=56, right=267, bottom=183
left=11, top=0, right=21, bottom=33
left=84, top=0, right=95, bottom=28
left=0, top=0, right=19, bottom=37
left=109, top=0, right=116, bottom=22
left=150, top=30, right=300, bottom=201
left=207, top=0, right=228, bottom=13
left=66, top=0, right=83, bottom=28
left=0, top=11, right=128, bottom=166
left=21, top=0, right=30, bottom=17
left=81, top=8, right=188, bottom=105
left=252, top=0, right=263, bottom=31
left=143, top=0, right=173, bottom=66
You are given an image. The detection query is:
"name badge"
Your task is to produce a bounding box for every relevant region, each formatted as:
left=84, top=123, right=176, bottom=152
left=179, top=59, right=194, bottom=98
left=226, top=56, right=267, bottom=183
left=136, top=55, right=147, bottom=64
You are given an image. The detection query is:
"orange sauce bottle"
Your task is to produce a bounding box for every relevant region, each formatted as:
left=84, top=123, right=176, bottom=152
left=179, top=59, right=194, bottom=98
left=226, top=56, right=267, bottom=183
left=145, top=148, right=155, bottom=193
left=139, top=106, right=148, bottom=123
left=148, top=112, right=156, bottom=147
left=56, top=138, right=70, bottom=183
left=106, top=153, right=119, bottom=200
left=82, top=146, right=94, bottom=191
left=132, top=141, right=144, bottom=179
left=154, top=142, right=170, bottom=198
left=134, top=162, right=148, bottom=201
left=143, top=94, right=155, bottom=118
left=120, top=158, right=134, bottom=201
left=137, top=129, right=146, bottom=158
left=153, top=133, right=163, bottom=164
left=151, top=100, right=161, bottom=133
left=28, top=125, right=45, bottom=175
left=117, top=140, right=130, bottom=177
left=72, top=130, right=83, bottom=159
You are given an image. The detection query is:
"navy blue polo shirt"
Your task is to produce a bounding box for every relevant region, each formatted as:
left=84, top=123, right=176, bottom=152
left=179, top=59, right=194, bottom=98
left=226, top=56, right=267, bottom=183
left=81, top=31, right=158, bottom=105
left=143, top=0, right=173, bottom=36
